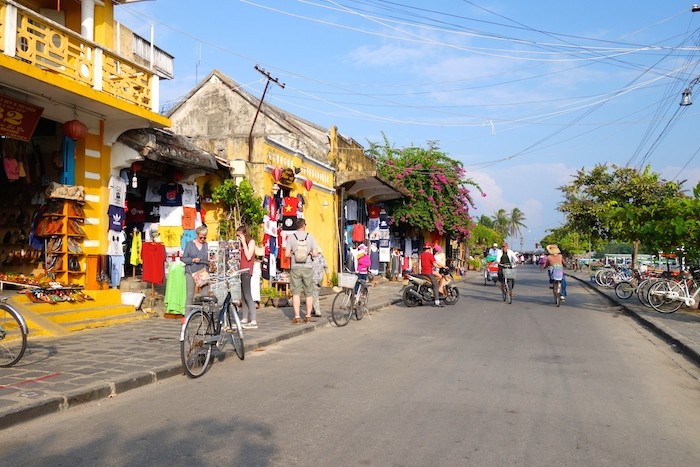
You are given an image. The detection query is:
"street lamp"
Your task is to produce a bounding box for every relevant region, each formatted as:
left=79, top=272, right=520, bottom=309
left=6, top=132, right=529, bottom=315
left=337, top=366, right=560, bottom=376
left=680, top=76, right=700, bottom=106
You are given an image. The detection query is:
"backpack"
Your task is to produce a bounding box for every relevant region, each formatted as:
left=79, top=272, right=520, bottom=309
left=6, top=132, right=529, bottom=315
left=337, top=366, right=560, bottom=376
left=293, top=233, right=310, bottom=263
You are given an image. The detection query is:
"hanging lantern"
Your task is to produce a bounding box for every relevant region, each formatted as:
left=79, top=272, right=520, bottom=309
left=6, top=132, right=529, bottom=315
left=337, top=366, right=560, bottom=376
left=63, top=119, right=88, bottom=140
left=130, top=161, right=143, bottom=173
left=303, top=179, right=313, bottom=192
left=271, top=167, right=282, bottom=182
left=172, top=169, right=184, bottom=182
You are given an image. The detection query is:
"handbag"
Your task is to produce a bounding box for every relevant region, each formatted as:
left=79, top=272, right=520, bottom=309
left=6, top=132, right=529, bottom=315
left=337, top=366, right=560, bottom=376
left=191, top=267, right=210, bottom=288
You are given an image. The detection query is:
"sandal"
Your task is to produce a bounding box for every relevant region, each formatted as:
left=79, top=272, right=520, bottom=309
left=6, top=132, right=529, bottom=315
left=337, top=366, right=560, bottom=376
left=292, top=317, right=301, bottom=324
left=304, top=316, right=312, bottom=323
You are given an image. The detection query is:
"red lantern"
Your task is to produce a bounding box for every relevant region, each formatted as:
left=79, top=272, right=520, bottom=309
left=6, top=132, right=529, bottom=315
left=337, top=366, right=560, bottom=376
left=63, top=119, right=88, bottom=140
left=271, top=167, right=282, bottom=182
left=172, top=169, right=184, bottom=182
left=130, top=161, right=143, bottom=173
left=303, top=179, right=313, bottom=192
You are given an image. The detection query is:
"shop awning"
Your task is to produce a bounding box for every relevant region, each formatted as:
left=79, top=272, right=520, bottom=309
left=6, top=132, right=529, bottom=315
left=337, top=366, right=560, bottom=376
left=343, top=175, right=406, bottom=203
left=117, top=128, right=224, bottom=171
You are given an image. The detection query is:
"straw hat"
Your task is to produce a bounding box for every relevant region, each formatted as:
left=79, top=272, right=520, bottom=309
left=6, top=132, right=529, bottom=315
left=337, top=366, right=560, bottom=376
left=546, top=244, right=561, bottom=255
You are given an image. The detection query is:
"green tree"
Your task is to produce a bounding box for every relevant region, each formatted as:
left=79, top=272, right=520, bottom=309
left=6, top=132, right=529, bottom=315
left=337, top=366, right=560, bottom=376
left=491, top=209, right=509, bottom=238
left=558, top=164, right=686, bottom=267
left=508, top=207, right=527, bottom=242
left=211, top=178, right=266, bottom=240
left=370, top=138, right=483, bottom=241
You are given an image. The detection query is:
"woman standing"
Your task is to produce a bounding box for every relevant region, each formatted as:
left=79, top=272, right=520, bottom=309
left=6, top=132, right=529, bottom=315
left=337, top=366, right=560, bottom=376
left=182, top=225, right=210, bottom=308
left=236, top=225, right=258, bottom=329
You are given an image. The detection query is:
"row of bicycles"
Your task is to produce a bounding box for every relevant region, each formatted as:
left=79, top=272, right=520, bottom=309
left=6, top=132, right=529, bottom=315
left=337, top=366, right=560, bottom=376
left=595, top=264, right=700, bottom=314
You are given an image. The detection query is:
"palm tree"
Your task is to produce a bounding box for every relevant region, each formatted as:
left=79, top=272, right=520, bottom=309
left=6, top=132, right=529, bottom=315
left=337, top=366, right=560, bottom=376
left=478, top=214, right=494, bottom=228
left=491, top=209, right=509, bottom=238
left=508, top=208, right=527, bottom=243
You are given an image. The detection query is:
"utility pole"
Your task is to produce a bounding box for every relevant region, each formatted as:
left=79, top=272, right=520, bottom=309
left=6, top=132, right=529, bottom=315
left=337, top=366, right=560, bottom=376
left=248, top=65, right=285, bottom=160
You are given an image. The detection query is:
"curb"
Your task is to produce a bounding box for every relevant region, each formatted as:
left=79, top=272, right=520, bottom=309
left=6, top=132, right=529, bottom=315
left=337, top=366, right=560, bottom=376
left=568, top=273, right=700, bottom=368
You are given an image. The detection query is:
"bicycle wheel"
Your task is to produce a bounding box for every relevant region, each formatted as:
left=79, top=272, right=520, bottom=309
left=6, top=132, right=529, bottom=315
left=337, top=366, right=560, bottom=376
left=331, top=289, right=354, bottom=327
left=553, top=281, right=561, bottom=307
left=0, top=305, right=27, bottom=367
left=226, top=303, right=245, bottom=360
left=501, top=282, right=507, bottom=302
left=637, top=278, right=655, bottom=308
left=444, top=285, right=460, bottom=305
left=615, top=281, right=635, bottom=300
left=354, top=285, right=368, bottom=320
left=648, top=280, right=683, bottom=314
left=181, top=310, right=213, bottom=378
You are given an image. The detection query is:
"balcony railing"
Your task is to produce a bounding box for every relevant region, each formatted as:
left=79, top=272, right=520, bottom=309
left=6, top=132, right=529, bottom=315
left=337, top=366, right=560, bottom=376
left=0, top=0, right=156, bottom=112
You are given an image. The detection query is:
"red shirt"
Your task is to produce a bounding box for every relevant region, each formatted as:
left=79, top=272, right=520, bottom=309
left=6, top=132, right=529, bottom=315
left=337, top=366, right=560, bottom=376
left=420, top=251, right=436, bottom=275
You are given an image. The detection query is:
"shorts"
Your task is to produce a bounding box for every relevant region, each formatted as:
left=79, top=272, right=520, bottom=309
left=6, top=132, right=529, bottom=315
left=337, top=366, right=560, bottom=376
left=290, top=267, right=314, bottom=296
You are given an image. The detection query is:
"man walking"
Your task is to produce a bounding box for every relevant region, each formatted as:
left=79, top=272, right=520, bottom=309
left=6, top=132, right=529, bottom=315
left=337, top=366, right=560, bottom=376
left=286, top=218, right=319, bottom=323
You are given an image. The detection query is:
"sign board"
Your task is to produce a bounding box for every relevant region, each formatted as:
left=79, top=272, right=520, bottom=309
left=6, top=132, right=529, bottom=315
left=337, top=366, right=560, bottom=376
left=0, top=95, right=44, bottom=141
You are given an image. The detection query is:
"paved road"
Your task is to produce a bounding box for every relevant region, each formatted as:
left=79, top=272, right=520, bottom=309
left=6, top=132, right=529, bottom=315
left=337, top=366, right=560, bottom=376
left=1, top=266, right=700, bottom=430
left=2, top=268, right=700, bottom=466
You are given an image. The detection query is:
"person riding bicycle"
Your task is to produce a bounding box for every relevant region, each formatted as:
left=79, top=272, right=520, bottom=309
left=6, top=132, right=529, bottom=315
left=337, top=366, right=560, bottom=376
left=495, top=242, right=518, bottom=294
left=355, top=244, right=371, bottom=295
left=544, top=244, right=567, bottom=301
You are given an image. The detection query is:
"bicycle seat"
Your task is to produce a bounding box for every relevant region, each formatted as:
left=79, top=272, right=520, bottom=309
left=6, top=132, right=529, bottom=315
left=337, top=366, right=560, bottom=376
left=194, top=295, right=218, bottom=305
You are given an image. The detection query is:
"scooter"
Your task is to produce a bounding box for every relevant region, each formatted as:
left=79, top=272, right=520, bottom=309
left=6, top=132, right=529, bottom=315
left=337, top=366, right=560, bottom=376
left=402, top=267, right=460, bottom=307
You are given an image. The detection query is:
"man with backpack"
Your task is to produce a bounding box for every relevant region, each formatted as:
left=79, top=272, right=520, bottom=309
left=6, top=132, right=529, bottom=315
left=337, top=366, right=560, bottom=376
left=285, top=218, right=319, bottom=324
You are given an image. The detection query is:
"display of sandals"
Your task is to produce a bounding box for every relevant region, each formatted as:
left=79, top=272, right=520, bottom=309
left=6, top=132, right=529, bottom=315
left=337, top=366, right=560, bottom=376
left=67, top=219, right=85, bottom=236
left=67, top=237, right=83, bottom=254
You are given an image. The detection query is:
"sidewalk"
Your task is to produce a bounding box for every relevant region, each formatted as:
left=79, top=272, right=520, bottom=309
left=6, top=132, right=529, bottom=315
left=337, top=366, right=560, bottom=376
left=0, top=278, right=407, bottom=429
left=2, top=270, right=700, bottom=429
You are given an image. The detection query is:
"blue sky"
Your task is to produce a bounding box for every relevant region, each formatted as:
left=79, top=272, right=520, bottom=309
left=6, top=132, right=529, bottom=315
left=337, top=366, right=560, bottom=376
left=117, top=1, right=700, bottom=252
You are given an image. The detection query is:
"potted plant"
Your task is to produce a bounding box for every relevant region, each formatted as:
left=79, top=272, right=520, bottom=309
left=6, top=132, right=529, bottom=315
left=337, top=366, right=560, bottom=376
left=259, top=286, right=288, bottom=307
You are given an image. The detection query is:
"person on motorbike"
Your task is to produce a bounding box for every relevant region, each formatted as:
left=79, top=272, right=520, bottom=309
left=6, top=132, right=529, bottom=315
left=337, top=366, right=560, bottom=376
left=420, top=243, right=443, bottom=307
left=495, top=242, right=518, bottom=295
left=544, top=244, right=567, bottom=300
left=433, top=245, right=447, bottom=296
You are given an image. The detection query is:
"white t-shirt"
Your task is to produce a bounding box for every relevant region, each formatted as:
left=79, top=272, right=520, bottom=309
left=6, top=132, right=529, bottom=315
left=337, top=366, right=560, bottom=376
left=108, top=176, right=127, bottom=208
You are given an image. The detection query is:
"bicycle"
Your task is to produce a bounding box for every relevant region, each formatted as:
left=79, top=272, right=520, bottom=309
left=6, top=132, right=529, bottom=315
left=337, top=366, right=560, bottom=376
left=499, top=265, right=515, bottom=304
left=180, top=273, right=245, bottom=378
left=550, top=265, right=564, bottom=307
left=331, top=271, right=370, bottom=327
left=0, top=296, right=29, bottom=367
left=647, top=268, right=700, bottom=314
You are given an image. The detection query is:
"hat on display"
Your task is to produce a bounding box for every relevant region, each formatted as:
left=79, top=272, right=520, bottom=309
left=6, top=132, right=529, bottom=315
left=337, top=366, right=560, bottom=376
left=546, top=244, right=561, bottom=255
left=434, top=245, right=442, bottom=252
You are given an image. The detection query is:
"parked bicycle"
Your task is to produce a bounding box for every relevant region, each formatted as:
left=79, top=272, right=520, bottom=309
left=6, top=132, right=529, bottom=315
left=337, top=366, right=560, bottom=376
left=0, top=296, right=29, bottom=367
left=180, top=273, right=246, bottom=378
left=647, top=267, right=700, bottom=314
left=331, top=271, right=370, bottom=327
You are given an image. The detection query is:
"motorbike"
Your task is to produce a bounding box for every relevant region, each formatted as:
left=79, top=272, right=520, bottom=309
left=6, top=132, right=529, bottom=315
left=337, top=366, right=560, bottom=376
left=484, top=260, right=499, bottom=286
left=402, top=267, right=460, bottom=307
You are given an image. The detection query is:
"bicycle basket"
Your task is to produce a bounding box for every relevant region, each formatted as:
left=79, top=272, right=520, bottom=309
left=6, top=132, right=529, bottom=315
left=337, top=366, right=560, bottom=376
left=502, top=268, right=517, bottom=279
left=209, top=279, right=242, bottom=304
left=338, top=273, right=358, bottom=289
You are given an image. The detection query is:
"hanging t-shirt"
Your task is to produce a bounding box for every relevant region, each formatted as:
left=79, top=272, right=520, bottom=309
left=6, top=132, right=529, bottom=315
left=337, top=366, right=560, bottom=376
left=108, top=176, right=127, bottom=208
left=181, top=183, right=197, bottom=207
left=107, top=205, right=125, bottom=232
left=345, top=199, right=358, bottom=221
left=352, top=223, right=365, bottom=242
left=141, top=242, right=166, bottom=284
left=160, top=183, right=183, bottom=206
left=107, top=230, right=126, bottom=256
left=282, top=196, right=299, bottom=216
left=3, top=157, right=19, bottom=181
left=125, top=200, right=146, bottom=224
left=145, top=202, right=160, bottom=222
left=159, top=205, right=183, bottom=227
left=110, top=254, right=125, bottom=287
left=145, top=179, right=163, bottom=202
left=181, top=206, right=197, bottom=230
